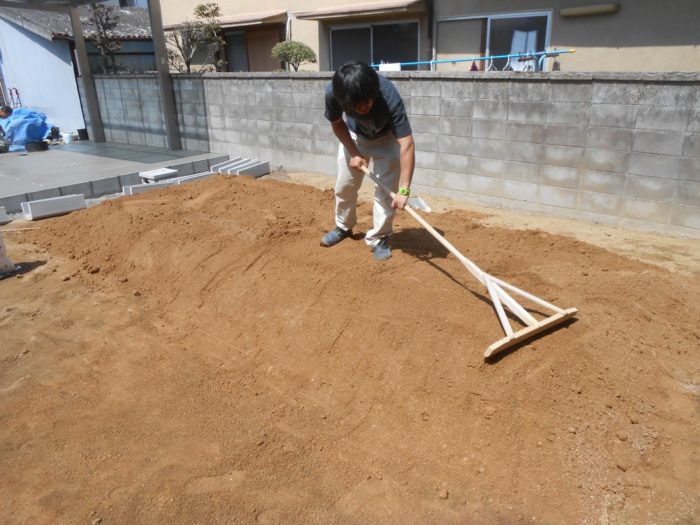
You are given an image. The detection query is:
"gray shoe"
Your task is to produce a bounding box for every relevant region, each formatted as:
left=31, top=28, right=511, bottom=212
left=372, top=237, right=391, bottom=261
left=321, top=227, right=352, bottom=247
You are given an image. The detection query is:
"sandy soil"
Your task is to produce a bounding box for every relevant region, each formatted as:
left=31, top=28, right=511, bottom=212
left=1, top=174, right=698, bottom=524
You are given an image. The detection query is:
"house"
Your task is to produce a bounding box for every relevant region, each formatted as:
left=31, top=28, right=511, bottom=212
left=161, top=0, right=431, bottom=72
left=0, top=5, right=153, bottom=134
left=160, top=0, right=699, bottom=72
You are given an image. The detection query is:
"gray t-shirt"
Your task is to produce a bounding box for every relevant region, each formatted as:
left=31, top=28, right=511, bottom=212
left=324, top=74, right=412, bottom=140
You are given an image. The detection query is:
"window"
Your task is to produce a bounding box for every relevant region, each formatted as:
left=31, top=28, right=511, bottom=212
left=487, top=13, right=550, bottom=71
left=330, top=22, right=419, bottom=70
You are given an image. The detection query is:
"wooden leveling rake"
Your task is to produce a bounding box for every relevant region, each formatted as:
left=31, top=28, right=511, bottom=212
left=362, top=161, right=577, bottom=358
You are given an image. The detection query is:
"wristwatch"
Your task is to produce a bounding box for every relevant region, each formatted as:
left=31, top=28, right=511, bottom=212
left=399, top=187, right=411, bottom=196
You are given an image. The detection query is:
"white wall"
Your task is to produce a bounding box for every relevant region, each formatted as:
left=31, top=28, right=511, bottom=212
left=0, top=18, right=86, bottom=132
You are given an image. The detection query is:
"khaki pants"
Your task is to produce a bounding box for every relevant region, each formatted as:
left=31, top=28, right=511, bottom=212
left=335, top=133, right=400, bottom=247
left=0, top=232, right=16, bottom=273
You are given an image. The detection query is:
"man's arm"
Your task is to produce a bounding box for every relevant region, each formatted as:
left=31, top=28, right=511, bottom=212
left=392, top=134, right=415, bottom=210
left=331, top=118, right=368, bottom=171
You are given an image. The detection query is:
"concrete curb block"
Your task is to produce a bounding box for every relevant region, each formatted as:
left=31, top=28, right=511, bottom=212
left=20, top=194, right=87, bottom=220
left=223, top=159, right=258, bottom=174
left=123, top=181, right=176, bottom=195
left=139, top=167, right=179, bottom=183
left=175, top=172, right=215, bottom=184
left=210, top=157, right=242, bottom=173
left=0, top=206, right=10, bottom=225
left=237, top=161, right=270, bottom=178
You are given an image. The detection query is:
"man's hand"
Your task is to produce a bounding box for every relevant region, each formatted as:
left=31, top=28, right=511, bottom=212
left=392, top=193, right=409, bottom=210
left=348, top=155, right=368, bottom=171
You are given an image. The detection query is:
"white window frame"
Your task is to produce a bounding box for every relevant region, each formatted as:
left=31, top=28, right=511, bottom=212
left=329, top=18, right=421, bottom=69
left=435, top=10, right=552, bottom=71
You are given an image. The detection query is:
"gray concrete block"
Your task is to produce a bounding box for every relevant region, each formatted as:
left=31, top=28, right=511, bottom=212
left=628, top=153, right=680, bottom=178
left=474, top=81, right=509, bottom=100
left=633, top=130, right=684, bottom=156
left=503, top=161, right=540, bottom=183
left=193, top=159, right=210, bottom=173
left=413, top=132, right=439, bottom=152
left=538, top=186, right=578, bottom=208
left=237, top=161, right=270, bottom=177
left=688, top=109, right=700, bottom=133
left=207, top=155, right=230, bottom=169
left=0, top=206, right=9, bottom=224
left=440, top=117, right=472, bottom=138
left=592, top=82, right=642, bottom=104
left=502, top=180, right=538, bottom=202
left=580, top=170, right=626, bottom=195
left=508, top=100, right=548, bottom=123
left=410, top=80, right=440, bottom=97
left=545, top=125, right=586, bottom=147
left=439, top=153, right=469, bottom=175
left=21, top=194, right=86, bottom=220
left=546, top=102, right=589, bottom=126
left=411, top=168, right=443, bottom=188
left=175, top=172, right=214, bottom=184
left=440, top=98, right=473, bottom=118
left=473, top=100, right=508, bottom=120
left=679, top=158, right=700, bottom=182
left=439, top=135, right=471, bottom=155
left=416, top=150, right=439, bottom=170
left=540, top=166, right=580, bottom=189
left=509, top=81, right=550, bottom=101
left=586, top=127, right=633, bottom=151
left=623, top=198, right=670, bottom=223
left=471, top=157, right=505, bottom=179
left=60, top=182, right=93, bottom=198
left=469, top=138, right=504, bottom=159
left=583, top=149, right=629, bottom=172
left=26, top=188, right=61, bottom=201
left=210, top=157, right=241, bottom=172
left=119, top=172, right=142, bottom=187
left=0, top=194, right=27, bottom=214
left=139, top=167, right=178, bottom=182
left=669, top=204, right=700, bottom=229
left=471, top=119, right=507, bottom=140
left=507, top=122, right=544, bottom=143
left=577, top=191, right=621, bottom=216
left=462, top=173, right=502, bottom=197
left=624, top=175, right=676, bottom=202
left=543, top=145, right=584, bottom=168
left=683, top=133, right=700, bottom=157
left=171, top=162, right=195, bottom=177
left=636, top=106, right=691, bottom=132
left=639, top=84, right=696, bottom=107
left=504, top=141, right=543, bottom=164
left=224, top=159, right=257, bottom=174
left=123, top=181, right=176, bottom=195
left=411, top=96, right=441, bottom=116
left=550, top=83, right=592, bottom=103
left=589, top=104, right=637, bottom=128
left=674, top=181, right=700, bottom=206
left=439, top=80, right=473, bottom=99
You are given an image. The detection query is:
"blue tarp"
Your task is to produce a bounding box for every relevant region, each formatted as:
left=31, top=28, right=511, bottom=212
left=0, top=108, right=51, bottom=152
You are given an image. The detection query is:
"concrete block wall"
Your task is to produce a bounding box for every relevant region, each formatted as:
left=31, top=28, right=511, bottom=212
left=80, top=71, right=700, bottom=237
left=203, top=73, right=337, bottom=174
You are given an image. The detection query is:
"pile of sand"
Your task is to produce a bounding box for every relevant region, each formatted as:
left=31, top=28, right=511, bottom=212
left=1, top=175, right=697, bottom=523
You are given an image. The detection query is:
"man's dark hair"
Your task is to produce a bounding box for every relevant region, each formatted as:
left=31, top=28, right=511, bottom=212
left=0, top=105, right=12, bottom=116
left=332, top=61, right=380, bottom=112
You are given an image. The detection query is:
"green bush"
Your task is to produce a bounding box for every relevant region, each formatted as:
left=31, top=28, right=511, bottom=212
left=271, top=41, right=317, bottom=71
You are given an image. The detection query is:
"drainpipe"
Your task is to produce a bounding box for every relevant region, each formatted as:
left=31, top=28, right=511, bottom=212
left=69, top=7, right=105, bottom=142
left=146, top=0, right=182, bottom=150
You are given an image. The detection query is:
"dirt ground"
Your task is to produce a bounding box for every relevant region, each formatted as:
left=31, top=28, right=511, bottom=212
left=1, top=173, right=698, bottom=524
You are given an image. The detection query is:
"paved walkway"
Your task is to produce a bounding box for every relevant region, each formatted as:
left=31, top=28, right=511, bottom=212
left=0, top=141, right=227, bottom=212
